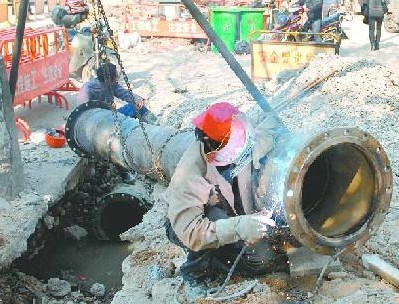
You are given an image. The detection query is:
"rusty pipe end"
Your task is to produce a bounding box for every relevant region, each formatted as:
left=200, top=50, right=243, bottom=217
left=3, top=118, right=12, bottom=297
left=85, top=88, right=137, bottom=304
left=256, top=128, right=393, bottom=255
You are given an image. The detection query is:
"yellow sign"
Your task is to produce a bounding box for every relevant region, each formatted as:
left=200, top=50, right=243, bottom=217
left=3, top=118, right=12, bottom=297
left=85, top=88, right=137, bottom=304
left=251, top=41, right=337, bottom=80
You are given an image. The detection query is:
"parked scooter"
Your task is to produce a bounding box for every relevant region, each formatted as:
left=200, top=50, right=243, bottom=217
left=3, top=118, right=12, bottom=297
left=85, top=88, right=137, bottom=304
left=302, top=12, right=346, bottom=45
left=68, top=24, right=117, bottom=82
left=51, top=0, right=117, bottom=82
left=51, top=0, right=89, bottom=29
left=272, top=6, right=306, bottom=41
left=272, top=6, right=346, bottom=47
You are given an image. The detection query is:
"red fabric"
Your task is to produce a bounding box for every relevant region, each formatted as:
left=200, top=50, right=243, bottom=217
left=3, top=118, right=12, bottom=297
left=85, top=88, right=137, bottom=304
left=192, top=102, right=240, bottom=142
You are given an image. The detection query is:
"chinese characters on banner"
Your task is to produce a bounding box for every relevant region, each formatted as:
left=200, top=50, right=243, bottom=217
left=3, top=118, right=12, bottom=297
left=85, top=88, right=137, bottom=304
left=251, top=42, right=336, bottom=80
left=128, top=18, right=207, bottom=39
left=11, top=52, right=70, bottom=107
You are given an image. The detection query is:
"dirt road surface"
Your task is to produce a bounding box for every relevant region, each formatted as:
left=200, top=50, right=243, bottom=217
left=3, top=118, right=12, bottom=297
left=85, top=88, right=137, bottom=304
left=340, top=15, right=399, bottom=74
left=1, top=10, right=399, bottom=304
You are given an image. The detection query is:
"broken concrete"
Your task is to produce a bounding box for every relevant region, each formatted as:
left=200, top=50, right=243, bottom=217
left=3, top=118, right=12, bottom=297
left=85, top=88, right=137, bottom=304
left=63, top=225, right=88, bottom=241
left=0, top=152, right=85, bottom=267
left=288, top=247, right=342, bottom=277
left=47, top=278, right=72, bottom=297
left=1, top=7, right=399, bottom=304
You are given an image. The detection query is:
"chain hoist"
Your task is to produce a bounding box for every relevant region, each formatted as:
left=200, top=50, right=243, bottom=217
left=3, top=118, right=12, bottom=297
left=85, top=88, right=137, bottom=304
left=91, top=0, right=169, bottom=182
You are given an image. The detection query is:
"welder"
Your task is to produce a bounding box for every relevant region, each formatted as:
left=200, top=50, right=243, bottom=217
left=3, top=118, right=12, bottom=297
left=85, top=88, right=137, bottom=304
left=163, top=102, right=289, bottom=297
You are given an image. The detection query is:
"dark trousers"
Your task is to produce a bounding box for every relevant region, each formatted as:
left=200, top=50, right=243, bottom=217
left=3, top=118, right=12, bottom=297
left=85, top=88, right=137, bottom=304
left=165, top=207, right=288, bottom=280
left=369, top=17, right=383, bottom=47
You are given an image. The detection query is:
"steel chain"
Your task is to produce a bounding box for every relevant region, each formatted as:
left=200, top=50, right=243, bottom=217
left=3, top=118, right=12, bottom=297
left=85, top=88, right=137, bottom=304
left=156, top=129, right=189, bottom=163
left=94, top=0, right=167, bottom=182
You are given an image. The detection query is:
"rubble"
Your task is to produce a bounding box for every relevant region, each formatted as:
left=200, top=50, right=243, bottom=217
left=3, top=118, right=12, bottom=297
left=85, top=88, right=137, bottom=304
left=0, top=9, right=399, bottom=304
left=90, top=283, right=106, bottom=298
left=47, top=278, right=72, bottom=297
left=112, top=45, right=399, bottom=303
left=63, top=225, right=88, bottom=241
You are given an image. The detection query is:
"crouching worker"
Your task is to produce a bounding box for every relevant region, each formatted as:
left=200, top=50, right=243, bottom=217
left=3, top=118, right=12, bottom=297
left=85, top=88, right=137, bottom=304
left=78, top=62, right=158, bottom=124
left=163, top=102, right=289, bottom=297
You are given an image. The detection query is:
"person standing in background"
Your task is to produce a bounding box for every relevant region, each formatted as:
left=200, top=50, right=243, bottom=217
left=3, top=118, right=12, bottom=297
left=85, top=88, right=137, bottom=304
left=364, top=0, right=389, bottom=50
left=300, top=0, right=324, bottom=41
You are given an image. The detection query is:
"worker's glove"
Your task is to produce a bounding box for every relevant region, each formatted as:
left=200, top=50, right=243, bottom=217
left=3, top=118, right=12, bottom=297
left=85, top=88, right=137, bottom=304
left=252, top=113, right=280, bottom=170
left=215, top=211, right=276, bottom=246
left=110, top=102, right=117, bottom=111
left=135, top=97, right=145, bottom=109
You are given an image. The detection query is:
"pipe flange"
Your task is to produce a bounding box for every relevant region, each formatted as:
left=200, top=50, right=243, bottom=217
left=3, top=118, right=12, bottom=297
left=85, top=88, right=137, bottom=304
left=65, top=100, right=110, bottom=158
left=284, top=128, right=393, bottom=254
left=93, top=188, right=150, bottom=241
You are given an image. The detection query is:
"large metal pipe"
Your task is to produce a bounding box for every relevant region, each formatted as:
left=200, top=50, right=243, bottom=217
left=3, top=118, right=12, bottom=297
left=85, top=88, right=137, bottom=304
left=93, top=182, right=151, bottom=241
left=66, top=102, right=393, bottom=254
left=66, top=101, right=194, bottom=182
left=253, top=128, right=392, bottom=254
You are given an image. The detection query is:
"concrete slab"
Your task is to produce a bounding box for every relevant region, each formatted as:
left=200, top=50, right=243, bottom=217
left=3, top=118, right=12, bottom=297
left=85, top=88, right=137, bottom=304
left=0, top=85, right=86, bottom=267
left=288, top=247, right=342, bottom=277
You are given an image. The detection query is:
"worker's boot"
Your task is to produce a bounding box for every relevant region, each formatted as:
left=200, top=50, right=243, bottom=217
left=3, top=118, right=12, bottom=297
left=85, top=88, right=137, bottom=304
left=180, top=252, right=211, bottom=302
left=370, top=37, right=375, bottom=51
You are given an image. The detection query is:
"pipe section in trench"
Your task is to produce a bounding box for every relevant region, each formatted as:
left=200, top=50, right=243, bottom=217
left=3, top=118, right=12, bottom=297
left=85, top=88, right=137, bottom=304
left=66, top=101, right=393, bottom=254
left=93, top=182, right=151, bottom=241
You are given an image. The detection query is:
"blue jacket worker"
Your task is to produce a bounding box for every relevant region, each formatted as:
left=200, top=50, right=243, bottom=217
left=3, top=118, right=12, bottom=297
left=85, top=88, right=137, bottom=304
left=78, top=62, right=158, bottom=124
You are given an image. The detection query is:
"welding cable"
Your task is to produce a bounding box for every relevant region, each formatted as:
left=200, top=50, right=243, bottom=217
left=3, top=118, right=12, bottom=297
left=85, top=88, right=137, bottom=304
left=207, top=244, right=248, bottom=299
left=206, top=280, right=258, bottom=302
left=314, top=247, right=347, bottom=294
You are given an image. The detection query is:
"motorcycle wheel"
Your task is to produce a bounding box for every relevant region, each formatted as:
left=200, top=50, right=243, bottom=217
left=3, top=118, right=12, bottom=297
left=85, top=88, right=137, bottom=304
left=384, top=14, right=399, bottom=33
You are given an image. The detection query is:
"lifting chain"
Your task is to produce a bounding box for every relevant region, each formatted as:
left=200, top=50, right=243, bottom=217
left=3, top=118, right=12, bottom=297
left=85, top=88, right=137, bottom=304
left=92, top=0, right=168, bottom=182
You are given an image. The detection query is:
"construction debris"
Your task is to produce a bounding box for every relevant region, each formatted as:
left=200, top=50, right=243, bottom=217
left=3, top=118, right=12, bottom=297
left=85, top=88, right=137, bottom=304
left=362, top=254, right=399, bottom=289
left=113, top=49, right=399, bottom=304
left=1, top=6, right=399, bottom=304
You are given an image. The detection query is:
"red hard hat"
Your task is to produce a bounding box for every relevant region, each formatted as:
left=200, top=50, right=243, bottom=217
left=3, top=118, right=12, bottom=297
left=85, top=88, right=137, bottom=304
left=45, top=128, right=66, bottom=148
left=192, top=102, right=240, bottom=142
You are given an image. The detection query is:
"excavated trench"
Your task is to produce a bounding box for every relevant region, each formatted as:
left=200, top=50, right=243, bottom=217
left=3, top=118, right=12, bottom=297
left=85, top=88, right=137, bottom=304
left=9, top=160, right=151, bottom=302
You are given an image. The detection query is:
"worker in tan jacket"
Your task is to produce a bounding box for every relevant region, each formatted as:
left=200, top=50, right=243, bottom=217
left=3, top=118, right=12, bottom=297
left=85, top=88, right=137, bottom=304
left=164, top=102, right=288, bottom=284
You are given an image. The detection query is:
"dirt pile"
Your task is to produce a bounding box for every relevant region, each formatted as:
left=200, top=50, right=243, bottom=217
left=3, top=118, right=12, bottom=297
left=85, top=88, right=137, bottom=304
left=2, top=37, right=399, bottom=303
left=114, top=51, right=399, bottom=303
